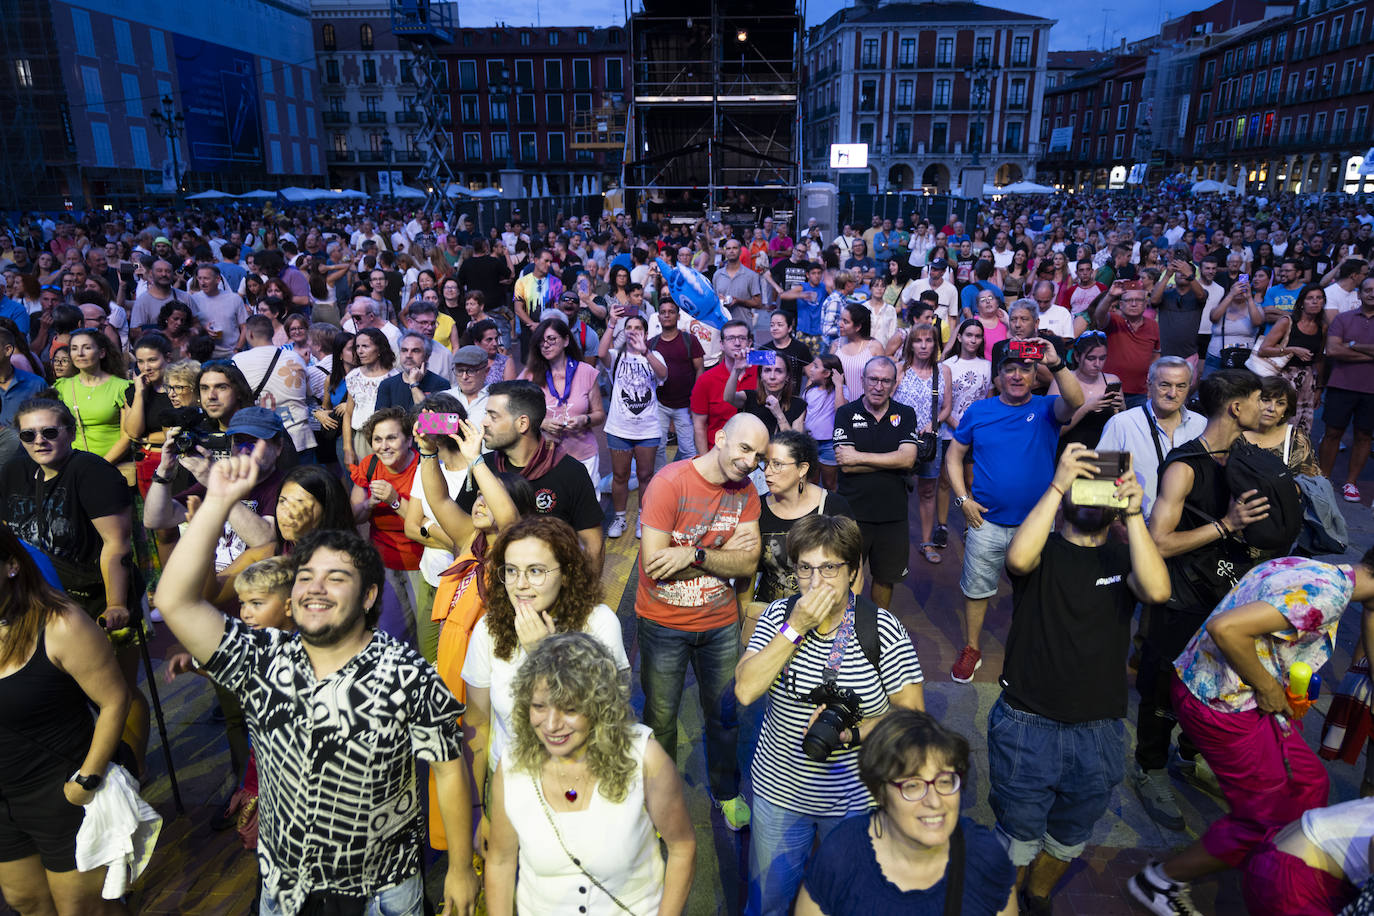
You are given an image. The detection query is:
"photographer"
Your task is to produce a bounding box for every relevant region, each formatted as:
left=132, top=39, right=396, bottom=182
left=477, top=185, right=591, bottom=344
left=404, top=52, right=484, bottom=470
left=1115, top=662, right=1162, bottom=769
left=991, top=444, right=1170, bottom=914
left=735, top=513, right=925, bottom=916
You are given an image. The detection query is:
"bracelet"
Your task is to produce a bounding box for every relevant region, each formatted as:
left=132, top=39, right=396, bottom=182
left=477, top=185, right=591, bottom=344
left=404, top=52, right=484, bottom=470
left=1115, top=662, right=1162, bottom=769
left=151, top=473, right=172, bottom=486
left=1121, top=508, right=1143, bottom=518
left=418, top=450, right=438, bottom=458
left=1213, top=520, right=1228, bottom=539
left=1049, top=482, right=1066, bottom=498
left=778, top=623, right=803, bottom=645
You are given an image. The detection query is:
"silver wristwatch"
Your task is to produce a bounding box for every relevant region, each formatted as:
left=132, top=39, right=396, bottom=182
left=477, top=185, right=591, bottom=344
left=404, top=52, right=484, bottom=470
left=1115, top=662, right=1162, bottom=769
left=952, top=495, right=967, bottom=508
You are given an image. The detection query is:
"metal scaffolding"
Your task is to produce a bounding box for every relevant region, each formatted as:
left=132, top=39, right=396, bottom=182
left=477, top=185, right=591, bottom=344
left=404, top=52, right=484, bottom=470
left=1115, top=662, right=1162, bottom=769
left=622, top=0, right=803, bottom=220
left=391, top=0, right=456, bottom=219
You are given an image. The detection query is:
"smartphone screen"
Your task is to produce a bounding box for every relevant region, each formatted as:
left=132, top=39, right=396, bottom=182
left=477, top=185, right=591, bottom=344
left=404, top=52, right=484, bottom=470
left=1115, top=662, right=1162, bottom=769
left=746, top=349, right=777, bottom=367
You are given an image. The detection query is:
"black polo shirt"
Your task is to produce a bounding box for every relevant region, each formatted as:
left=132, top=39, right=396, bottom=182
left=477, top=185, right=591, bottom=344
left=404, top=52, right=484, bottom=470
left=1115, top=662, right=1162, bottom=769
left=833, top=398, right=919, bottom=524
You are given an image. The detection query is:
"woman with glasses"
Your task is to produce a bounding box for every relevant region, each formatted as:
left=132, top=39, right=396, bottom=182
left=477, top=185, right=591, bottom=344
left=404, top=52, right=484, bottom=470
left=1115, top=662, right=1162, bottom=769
left=797, top=710, right=1016, bottom=916
left=1052, top=330, right=1122, bottom=457
left=462, top=516, right=629, bottom=839
left=54, top=328, right=133, bottom=469
left=970, top=288, right=1010, bottom=353
left=735, top=514, right=925, bottom=916
left=519, top=317, right=605, bottom=485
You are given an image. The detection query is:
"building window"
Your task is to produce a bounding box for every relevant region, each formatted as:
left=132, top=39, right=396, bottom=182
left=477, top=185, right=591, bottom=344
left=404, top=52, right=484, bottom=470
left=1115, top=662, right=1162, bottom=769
left=934, top=78, right=951, bottom=107
left=520, top=31, right=531, bottom=46
left=899, top=38, right=916, bottom=66
left=463, top=132, right=481, bottom=159
left=1009, top=78, right=1026, bottom=107
left=549, top=31, right=559, bottom=46
left=968, top=121, right=984, bottom=154
left=609, top=28, right=622, bottom=44
left=1080, top=137, right=1089, bottom=157
left=518, top=131, right=537, bottom=160
left=1097, top=136, right=1107, bottom=159
left=514, top=60, right=534, bottom=90
left=545, top=93, right=565, bottom=124
left=517, top=94, right=535, bottom=123
left=360, top=24, right=374, bottom=50
left=1351, top=10, right=1366, bottom=46
left=937, top=37, right=954, bottom=66
left=129, top=125, right=151, bottom=169
left=1083, top=109, right=1093, bottom=130
left=1117, top=104, right=1128, bottom=129
left=362, top=60, right=377, bottom=84
left=331, top=132, right=348, bottom=153
left=322, top=24, right=336, bottom=50
left=325, top=59, right=340, bottom=83
left=490, top=95, right=508, bottom=122
left=1122, top=81, right=1132, bottom=102
left=71, top=8, right=95, bottom=57
left=548, top=131, right=565, bottom=161
left=895, top=122, right=910, bottom=151
left=860, top=79, right=876, bottom=111
left=931, top=122, right=947, bottom=152
left=975, top=36, right=992, bottom=62
left=460, top=95, right=478, bottom=122
left=858, top=122, right=874, bottom=144
left=606, top=59, right=623, bottom=92
left=1005, top=121, right=1022, bottom=153
left=577, top=30, right=588, bottom=44
left=1012, top=36, right=1030, bottom=66
left=80, top=66, right=103, bottom=112
left=574, top=92, right=592, bottom=111
left=492, top=133, right=509, bottom=159
left=862, top=39, right=878, bottom=67
left=14, top=59, right=32, bottom=89
left=573, top=59, right=591, bottom=90
left=545, top=60, right=562, bottom=89
left=897, top=79, right=913, bottom=108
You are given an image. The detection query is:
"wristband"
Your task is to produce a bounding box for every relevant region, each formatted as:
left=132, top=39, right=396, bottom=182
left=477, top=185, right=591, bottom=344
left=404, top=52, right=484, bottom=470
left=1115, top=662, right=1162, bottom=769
left=151, top=473, right=172, bottom=486
left=418, top=450, right=439, bottom=459
left=1046, top=361, right=1066, bottom=372
left=1121, top=508, right=1143, bottom=518
left=389, top=500, right=401, bottom=510
left=1049, top=482, right=1066, bottom=498
left=778, top=623, right=803, bottom=645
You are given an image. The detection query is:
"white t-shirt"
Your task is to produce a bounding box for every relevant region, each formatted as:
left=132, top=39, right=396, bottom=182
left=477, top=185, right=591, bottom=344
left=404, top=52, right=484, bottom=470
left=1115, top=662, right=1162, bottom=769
left=232, top=345, right=316, bottom=451
left=605, top=352, right=662, bottom=441
left=902, top=277, right=960, bottom=320
left=991, top=247, right=1014, bottom=269
left=1199, top=281, right=1226, bottom=333
left=190, top=289, right=248, bottom=358
left=462, top=604, right=629, bottom=769
left=1301, top=797, right=1374, bottom=888
left=1325, top=281, right=1360, bottom=315
left=1036, top=304, right=1075, bottom=339
left=405, top=461, right=468, bottom=585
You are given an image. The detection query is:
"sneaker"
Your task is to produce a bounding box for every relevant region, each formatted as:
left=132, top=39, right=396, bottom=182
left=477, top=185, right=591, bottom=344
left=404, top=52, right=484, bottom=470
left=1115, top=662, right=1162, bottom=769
left=1343, top=483, right=1362, bottom=502
left=1127, top=860, right=1202, bottom=916
left=951, top=646, right=982, bottom=683
left=932, top=524, right=949, bottom=548
left=718, top=795, right=751, bottom=831
left=1173, top=755, right=1222, bottom=800
left=1130, top=764, right=1185, bottom=831
left=1019, top=890, right=1053, bottom=916
left=607, top=515, right=628, bottom=538
left=635, top=518, right=642, bottom=539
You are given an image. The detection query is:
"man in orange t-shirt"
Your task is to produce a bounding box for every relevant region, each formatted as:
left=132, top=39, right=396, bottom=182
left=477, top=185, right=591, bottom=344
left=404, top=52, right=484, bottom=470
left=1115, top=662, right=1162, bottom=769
left=636, top=412, right=767, bottom=830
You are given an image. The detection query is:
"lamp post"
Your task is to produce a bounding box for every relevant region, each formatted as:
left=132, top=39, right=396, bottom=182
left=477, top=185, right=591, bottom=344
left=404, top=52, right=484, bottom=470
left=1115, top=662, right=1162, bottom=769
left=381, top=137, right=394, bottom=200
left=148, top=94, right=186, bottom=198
left=963, top=56, right=998, bottom=168
left=497, top=66, right=517, bottom=169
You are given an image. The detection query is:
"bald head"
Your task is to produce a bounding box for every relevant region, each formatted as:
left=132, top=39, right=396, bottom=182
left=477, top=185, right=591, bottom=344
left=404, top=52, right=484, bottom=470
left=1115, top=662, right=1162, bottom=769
left=710, top=413, right=769, bottom=483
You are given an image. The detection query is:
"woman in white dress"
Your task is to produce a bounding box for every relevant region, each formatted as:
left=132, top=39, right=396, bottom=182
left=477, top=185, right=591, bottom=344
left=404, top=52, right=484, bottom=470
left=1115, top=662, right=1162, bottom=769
left=462, top=516, right=630, bottom=832
left=486, top=632, right=696, bottom=916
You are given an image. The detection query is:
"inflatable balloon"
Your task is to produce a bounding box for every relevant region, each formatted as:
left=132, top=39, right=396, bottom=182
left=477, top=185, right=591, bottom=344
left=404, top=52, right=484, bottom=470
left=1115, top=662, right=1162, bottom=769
left=655, top=258, right=730, bottom=329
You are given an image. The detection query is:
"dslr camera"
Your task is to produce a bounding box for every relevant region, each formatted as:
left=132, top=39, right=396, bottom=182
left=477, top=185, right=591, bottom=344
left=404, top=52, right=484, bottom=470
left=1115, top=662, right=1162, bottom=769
left=801, top=679, right=866, bottom=761
left=164, top=407, right=227, bottom=457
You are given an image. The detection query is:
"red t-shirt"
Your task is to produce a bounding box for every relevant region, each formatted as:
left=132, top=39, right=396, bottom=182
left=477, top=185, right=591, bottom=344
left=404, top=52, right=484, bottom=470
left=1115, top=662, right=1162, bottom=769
left=1103, top=311, right=1161, bottom=395
left=350, top=453, right=423, bottom=570
left=689, top=362, right=758, bottom=445
left=635, top=460, right=761, bottom=631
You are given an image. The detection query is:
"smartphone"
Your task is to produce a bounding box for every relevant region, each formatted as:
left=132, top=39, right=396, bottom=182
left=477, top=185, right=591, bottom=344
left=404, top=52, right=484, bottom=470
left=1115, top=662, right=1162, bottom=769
left=1121, top=279, right=1143, bottom=291
left=416, top=412, right=464, bottom=436
left=1007, top=339, right=1045, bottom=361
left=746, top=349, right=777, bottom=367
left=1104, top=381, right=1122, bottom=394
left=577, top=275, right=590, bottom=296
left=1237, top=273, right=1249, bottom=286
left=1069, top=450, right=1131, bottom=508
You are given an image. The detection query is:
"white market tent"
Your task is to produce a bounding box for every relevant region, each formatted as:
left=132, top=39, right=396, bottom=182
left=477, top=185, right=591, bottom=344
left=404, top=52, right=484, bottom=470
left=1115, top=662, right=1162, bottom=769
left=1001, top=180, right=1057, bottom=194
left=186, top=189, right=234, bottom=200
left=391, top=184, right=427, bottom=199
left=1190, top=179, right=1234, bottom=194
left=238, top=189, right=277, bottom=199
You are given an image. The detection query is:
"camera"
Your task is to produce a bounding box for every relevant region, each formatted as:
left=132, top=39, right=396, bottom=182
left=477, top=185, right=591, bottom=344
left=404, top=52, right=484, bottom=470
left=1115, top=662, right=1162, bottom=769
left=163, top=407, right=227, bottom=457
left=801, top=680, right=866, bottom=761
left=1007, top=339, right=1045, bottom=361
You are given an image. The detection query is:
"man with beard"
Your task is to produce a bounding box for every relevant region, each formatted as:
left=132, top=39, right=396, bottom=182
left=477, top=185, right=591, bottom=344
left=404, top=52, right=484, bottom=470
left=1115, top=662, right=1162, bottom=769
left=153, top=449, right=480, bottom=916
left=129, top=258, right=190, bottom=338
left=991, top=444, right=1171, bottom=915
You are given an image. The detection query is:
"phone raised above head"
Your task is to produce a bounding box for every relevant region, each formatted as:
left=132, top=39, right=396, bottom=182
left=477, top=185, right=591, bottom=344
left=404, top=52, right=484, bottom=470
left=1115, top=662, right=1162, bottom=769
left=415, top=412, right=464, bottom=436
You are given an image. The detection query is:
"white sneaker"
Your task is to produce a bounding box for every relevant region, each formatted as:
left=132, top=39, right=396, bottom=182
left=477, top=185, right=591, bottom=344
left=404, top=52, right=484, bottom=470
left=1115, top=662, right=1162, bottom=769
left=635, top=518, right=642, bottom=539
left=1127, top=860, right=1202, bottom=915
left=607, top=515, right=628, bottom=538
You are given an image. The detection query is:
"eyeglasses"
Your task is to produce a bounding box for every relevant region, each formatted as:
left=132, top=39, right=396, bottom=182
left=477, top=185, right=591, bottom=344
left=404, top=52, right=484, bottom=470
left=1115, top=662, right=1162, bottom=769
left=455, top=365, right=486, bottom=375
left=499, top=564, right=560, bottom=587
left=863, top=376, right=896, bottom=386
left=763, top=459, right=797, bottom=472
left=18, top=426, right=62, bottom=444
left=794, top=561, right=848, bottom=580
left=889, top=771, right=962, bottom=802
left=722, top=334, right=750, bottom=343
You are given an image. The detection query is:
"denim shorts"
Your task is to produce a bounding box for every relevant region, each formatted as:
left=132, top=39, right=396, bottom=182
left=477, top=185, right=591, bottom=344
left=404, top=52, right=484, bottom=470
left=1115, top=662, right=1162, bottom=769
left=815, top=439, right=836, bottom=466
left=914, top=438, right=943, bottom=480
left=259, top=873, right=424, bottom=916
left=959, top=518, right=1018, bottom=599
left=986, top=695, right=1125, bottom=866
left=605, top=432, right=662, bottom=450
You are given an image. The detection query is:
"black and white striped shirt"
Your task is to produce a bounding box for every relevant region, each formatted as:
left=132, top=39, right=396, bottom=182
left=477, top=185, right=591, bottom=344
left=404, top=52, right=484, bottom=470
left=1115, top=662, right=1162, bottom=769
left=747, top=597, right=924, bottom=816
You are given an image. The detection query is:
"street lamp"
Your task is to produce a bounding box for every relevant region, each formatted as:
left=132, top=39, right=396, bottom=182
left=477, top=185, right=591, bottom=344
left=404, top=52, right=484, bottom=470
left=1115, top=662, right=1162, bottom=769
left=963, top=56, right=998, bottom=168
left=381, top=137, right=394, bottom=200
left=497, top=66, right=518, bottom=169
left=148, top=94, right=186, bottom=197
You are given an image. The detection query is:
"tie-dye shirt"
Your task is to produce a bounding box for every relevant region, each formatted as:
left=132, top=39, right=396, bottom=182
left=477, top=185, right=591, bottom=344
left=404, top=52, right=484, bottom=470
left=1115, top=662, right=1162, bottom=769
left=1175, top=557, right=1355, bottom=713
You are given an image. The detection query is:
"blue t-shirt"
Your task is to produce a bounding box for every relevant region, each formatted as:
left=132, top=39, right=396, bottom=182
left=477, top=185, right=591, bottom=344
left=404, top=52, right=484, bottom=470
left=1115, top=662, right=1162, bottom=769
left=795, top=282, right=826, bottom=335
left=805, top=815, right=1014, bottom=916
left=953, top=394, right=1063, bottom=526
left=1262, top=283, right=1302, bottom=316
left=959, top=280, right=1002, bottom=316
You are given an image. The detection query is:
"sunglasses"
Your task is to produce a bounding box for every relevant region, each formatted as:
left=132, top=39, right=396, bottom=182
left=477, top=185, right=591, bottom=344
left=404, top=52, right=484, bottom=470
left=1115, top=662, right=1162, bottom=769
left=19, top=426, right=62, bottom=443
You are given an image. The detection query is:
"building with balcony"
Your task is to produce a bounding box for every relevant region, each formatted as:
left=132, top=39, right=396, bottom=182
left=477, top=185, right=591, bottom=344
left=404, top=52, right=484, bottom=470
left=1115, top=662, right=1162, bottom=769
left=1, top=0, right=323, bottom=209
left=1037, top=54, right=1150, bottom=190
left=438, top=25, right=627, bottom=195
left=312, top=1, right=459, bottom=191
left=802, top=0, right=1054, bottom=193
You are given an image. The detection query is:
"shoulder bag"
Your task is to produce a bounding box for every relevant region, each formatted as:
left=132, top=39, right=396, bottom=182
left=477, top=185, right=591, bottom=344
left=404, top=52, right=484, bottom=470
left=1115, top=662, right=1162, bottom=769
left=916, top=370, right=939, bottom=464
left=1245, top=321, right=1293, bottom=378
left=534, top=781, right=635, bottom=914
left=1218, top=309, right=1258, bottom=371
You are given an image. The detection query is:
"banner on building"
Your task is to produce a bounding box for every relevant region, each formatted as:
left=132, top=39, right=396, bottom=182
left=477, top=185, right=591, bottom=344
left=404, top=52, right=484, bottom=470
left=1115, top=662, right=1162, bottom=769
left=830, top=143, right=869, bottom=169
left=174, top=35, right=264, bottom=171
left=1049, top=127, right=1073, bottom=153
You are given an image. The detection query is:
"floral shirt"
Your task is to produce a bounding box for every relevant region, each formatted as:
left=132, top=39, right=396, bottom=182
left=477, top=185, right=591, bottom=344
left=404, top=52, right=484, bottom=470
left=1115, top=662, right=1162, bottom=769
left=1175, top=557, right=1355, bottom=713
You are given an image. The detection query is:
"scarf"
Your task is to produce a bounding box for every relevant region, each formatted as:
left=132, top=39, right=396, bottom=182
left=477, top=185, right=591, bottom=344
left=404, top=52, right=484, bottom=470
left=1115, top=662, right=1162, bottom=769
left=492, top=435, right=561, bottom=480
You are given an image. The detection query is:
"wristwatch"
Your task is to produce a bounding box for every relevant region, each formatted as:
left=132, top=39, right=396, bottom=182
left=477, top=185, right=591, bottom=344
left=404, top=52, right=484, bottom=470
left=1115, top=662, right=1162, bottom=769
left=72, top=772, right=103, bottom=791
left=952, top=495, right=968, bottom=508
left=691, top=548, right=707, bottom=568
left=419, top=523, right=430, bottom=540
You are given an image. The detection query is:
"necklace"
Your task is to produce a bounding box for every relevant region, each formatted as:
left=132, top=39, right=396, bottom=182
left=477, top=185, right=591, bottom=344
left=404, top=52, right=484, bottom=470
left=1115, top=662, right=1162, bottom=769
left=551, top=758, right=586, bottom=802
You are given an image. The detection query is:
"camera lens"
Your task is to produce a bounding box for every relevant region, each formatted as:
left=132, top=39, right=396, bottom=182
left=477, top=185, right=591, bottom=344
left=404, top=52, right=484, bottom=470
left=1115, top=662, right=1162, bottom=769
left=801, top=707, right=849, bottom=762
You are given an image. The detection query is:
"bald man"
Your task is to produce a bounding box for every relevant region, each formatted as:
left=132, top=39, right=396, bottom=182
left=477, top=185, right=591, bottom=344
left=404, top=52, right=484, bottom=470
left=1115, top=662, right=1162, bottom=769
left=636, top=412, right=767, bottom=831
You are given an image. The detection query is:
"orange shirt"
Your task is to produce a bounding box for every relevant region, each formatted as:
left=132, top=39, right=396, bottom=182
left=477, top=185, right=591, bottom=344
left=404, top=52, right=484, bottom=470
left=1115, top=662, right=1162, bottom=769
left=349, top=453, right=423, bottom=570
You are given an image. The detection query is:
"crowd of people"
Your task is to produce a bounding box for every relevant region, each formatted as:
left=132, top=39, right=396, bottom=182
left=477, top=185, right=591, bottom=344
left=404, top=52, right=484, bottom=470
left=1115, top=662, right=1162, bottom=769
left=1, top=188, right=1374, bottom=916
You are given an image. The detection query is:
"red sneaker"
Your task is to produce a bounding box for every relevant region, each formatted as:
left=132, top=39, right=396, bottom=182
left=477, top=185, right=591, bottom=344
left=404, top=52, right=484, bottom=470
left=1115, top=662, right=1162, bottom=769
left=951, top=646, right=983, bottom=683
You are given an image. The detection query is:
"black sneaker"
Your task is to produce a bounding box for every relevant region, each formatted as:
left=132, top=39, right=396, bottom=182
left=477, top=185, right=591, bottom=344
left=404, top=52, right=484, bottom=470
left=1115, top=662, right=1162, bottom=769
left=1127, top=861, right=1202, bottom=916
left=1020, top=890, right=1052, bottom=915
left=932, top=524, right=948, bottom=548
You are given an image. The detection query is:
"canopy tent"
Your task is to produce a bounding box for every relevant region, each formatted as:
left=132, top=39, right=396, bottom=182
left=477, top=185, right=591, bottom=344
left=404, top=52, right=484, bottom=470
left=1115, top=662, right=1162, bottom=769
left=337, top=189, right=369, bottom=200
left=391, top=184, right=427, bottom=199
left=238, top=189, right=277, bottom=199
left=446, top=186, right=503, bottom=199
left=185, top=190, right=234, bottom=200
left=1190, top=179, right=1235, bottom=194
left=1000, top=180, right=1057, bottom=194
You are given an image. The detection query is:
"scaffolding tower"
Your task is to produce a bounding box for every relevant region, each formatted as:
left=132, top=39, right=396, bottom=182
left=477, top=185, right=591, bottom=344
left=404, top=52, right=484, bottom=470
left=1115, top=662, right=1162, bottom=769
left=623, top=0, right=803, bottom=223
left=391, top=0, right=455, bottom=219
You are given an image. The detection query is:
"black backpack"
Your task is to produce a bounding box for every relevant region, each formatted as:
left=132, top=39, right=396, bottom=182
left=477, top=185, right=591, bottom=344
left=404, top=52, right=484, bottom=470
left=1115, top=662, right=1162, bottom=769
left=779, top=593, right=885, bottom=690
left=1223, top=436, right=1303, bottom=551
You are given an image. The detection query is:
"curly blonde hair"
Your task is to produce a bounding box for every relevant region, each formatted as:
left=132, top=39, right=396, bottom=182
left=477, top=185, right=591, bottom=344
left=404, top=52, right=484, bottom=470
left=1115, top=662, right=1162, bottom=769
left=510, top=632, right=636, bottom=803
left=484, top=515, right=602, bottom=661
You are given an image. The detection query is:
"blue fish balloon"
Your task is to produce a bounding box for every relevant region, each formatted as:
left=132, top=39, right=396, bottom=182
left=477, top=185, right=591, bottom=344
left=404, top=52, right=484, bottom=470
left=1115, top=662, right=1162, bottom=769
left=655, top=258, right=730, bottom=329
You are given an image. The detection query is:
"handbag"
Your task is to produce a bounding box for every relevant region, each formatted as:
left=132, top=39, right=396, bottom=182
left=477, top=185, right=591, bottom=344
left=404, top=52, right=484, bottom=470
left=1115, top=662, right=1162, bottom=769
left=915, top=370, right=939, bottom=463
left=1218, top=310, right=1258, bottom=371
left=1245, top=323, right=1292, bottom=378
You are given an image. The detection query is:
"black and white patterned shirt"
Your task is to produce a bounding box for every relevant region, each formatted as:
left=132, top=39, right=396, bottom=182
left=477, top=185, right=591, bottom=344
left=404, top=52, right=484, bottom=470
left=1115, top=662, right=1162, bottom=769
left=205, top=618, right=465, bottom=916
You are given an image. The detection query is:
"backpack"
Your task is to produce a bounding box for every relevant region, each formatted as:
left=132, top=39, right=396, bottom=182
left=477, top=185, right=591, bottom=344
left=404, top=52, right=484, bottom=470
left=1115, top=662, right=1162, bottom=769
left=779, top=593, right=885, bottom=690
left=1222, top=436, right=1303, bottom=551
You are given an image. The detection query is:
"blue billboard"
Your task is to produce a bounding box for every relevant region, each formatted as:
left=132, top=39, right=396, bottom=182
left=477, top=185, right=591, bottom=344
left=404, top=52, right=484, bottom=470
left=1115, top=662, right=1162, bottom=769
left=173, top=35, right=263, bottom=171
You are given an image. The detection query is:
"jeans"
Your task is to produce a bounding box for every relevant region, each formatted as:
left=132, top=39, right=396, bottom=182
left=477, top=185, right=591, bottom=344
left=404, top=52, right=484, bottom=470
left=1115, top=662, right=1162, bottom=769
left=746, top=794, right=849, bottom=916
left=637, top=616, right=740, bottom=800
left=259, top=873, right=424, bottom=916
left=655, top=404, right=697, bottom=471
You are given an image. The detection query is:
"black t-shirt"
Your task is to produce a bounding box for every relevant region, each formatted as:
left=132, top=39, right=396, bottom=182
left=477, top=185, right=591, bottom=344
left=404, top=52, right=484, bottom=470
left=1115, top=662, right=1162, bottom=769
left=741, top=389, right=805, bottom=438
left=761, top=338, right=814, bottom=397
left=458, top=255, right=512, bottom=309
left=833, top=399, right=919, bottom=523
left=142, top=388, right=176, bottom=434
left=458, top=451, right=603, bottom=532
left=756, top=491, right=854, bottom=604
left=0, top=451, right=131, bottom=570
left=770, top=259, right=813, bottom=297
left=1002, top=533, right=1135, bottom=722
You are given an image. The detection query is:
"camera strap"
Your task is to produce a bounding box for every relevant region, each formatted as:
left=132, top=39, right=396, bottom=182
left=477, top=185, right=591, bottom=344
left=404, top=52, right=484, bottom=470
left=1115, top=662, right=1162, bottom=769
left=252, top=348, right=283, bottom=405
left=822, top=592, right=858, bottom=680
